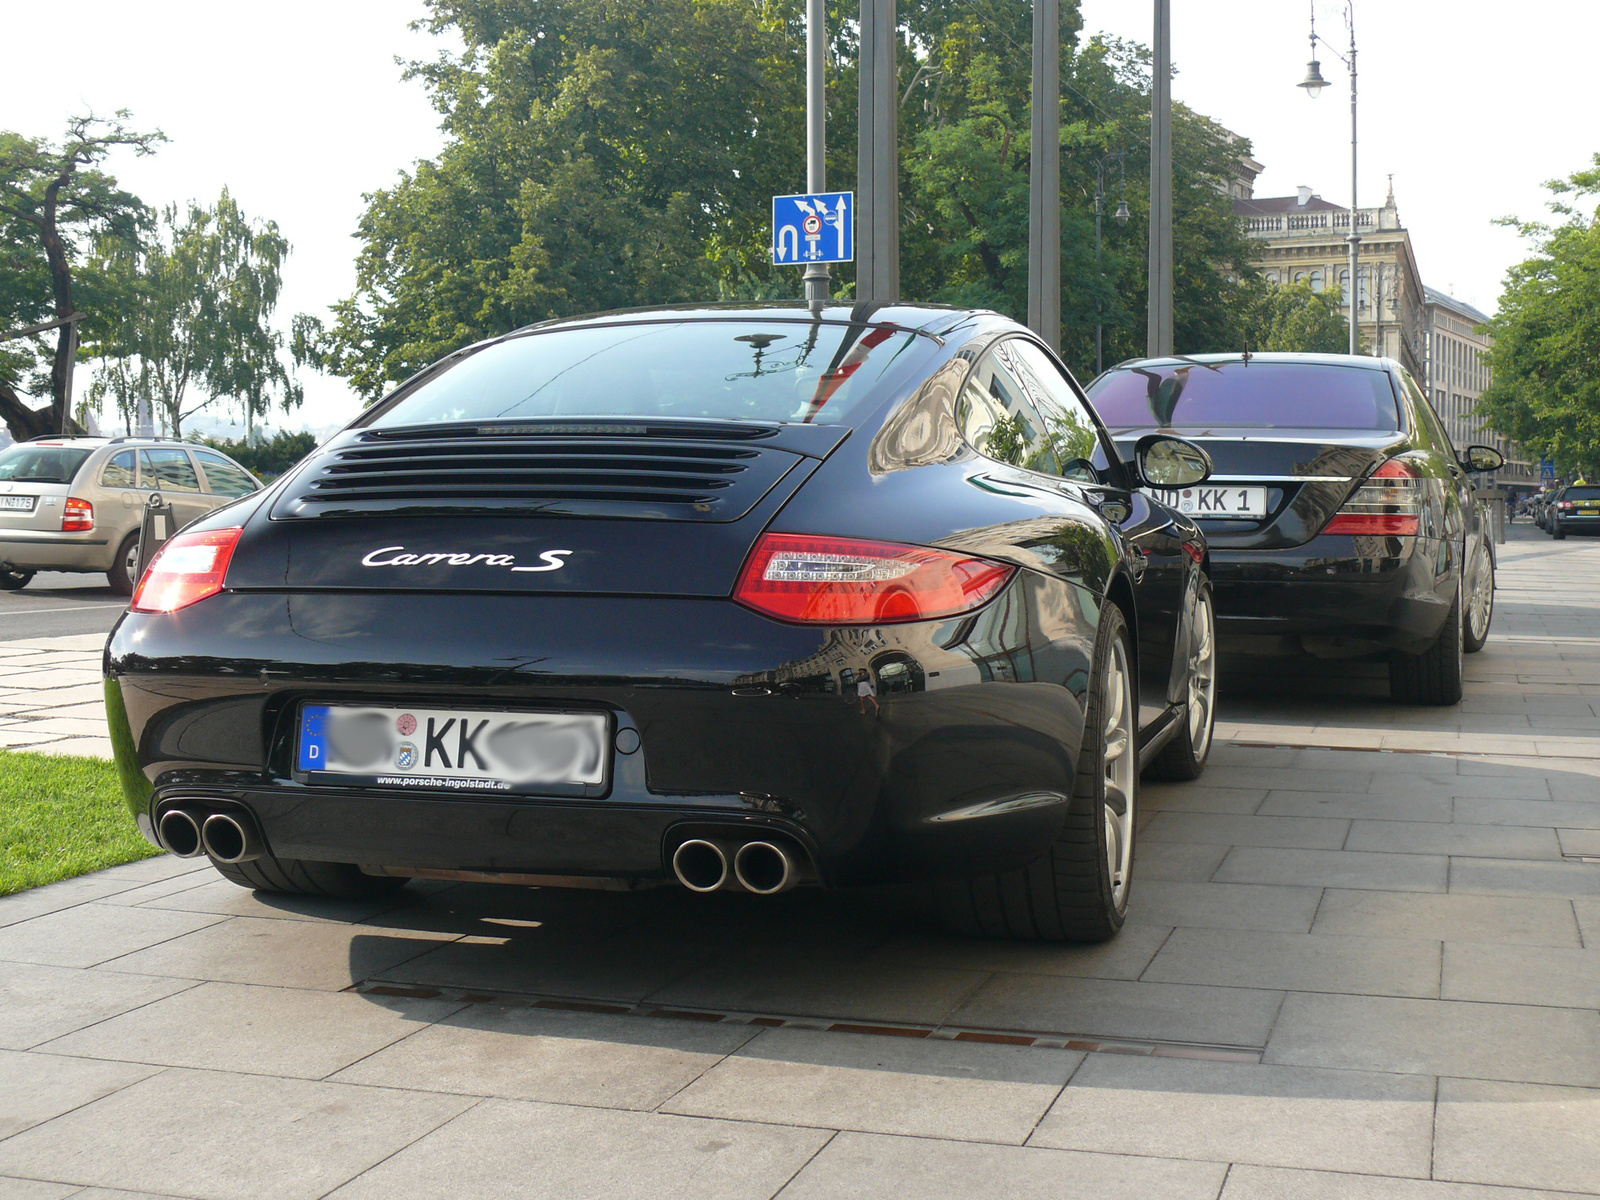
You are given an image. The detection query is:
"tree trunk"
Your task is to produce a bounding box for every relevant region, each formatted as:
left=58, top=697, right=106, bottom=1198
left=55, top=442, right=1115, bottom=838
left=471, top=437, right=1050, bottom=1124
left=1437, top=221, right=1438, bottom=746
left=0, top=381, right=54, bottom=441
left=40, top=166, right=79, bottom=435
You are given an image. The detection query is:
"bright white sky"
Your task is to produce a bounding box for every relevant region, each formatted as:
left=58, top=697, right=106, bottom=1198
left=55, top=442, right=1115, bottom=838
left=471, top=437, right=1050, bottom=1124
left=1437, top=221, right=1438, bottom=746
left=5, top=0, right=1597, bottom=431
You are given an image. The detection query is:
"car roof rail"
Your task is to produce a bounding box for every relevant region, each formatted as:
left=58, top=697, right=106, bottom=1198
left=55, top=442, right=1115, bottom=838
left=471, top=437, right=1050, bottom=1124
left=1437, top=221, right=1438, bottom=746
left=106, top=434, right=182, bottom=444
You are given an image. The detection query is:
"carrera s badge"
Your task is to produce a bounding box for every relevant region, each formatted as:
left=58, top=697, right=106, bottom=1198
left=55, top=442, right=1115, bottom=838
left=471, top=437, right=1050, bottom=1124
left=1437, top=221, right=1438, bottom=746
left=360, top=546, right=572, bottom=573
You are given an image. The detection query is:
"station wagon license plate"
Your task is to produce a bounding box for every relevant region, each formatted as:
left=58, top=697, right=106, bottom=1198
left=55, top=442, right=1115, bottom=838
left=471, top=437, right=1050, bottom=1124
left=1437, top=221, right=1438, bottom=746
left=1148, top=485, right=1267, bottom=519
left=0, top=495, right=35, bottom=512
left=296, top=704, right=610, bottom=794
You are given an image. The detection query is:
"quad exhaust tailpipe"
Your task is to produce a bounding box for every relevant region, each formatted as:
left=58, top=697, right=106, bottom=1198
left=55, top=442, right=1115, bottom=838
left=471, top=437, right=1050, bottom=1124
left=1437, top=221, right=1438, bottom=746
left=156, top=809, right=204, bottom=858
left=200, top=812, right=264, bottom=864
left=671, top=835, right=810, bottom=894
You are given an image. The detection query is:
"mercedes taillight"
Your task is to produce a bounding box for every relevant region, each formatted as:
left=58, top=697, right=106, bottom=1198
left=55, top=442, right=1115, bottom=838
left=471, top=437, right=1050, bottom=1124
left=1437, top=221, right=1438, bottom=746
left=1323, top=459, right=1422, bottom=536
left=734, top=533, right=1014, bottom=624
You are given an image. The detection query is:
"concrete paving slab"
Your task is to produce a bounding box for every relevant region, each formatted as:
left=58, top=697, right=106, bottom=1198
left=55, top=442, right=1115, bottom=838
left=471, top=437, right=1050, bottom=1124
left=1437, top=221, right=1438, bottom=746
left=39, top=980, right=463, bottom=1080
left=0, top=873, right=168, bottom=930
left=0, top=1068, right=474, bottom=1200
left=1345, top=820, right=1563, bottom=860
left=1257, top=791, right=1453, bottom=823
left=1195, top=765, right=1376, bottom=794
left=1310, top=889, right=1583, bottom=947
left=781, top=1131, right=1228, bottom=1200
left=1449, top=857, right=1600, bottom=898
left=0, top=903, right=226, bottom=968
left=1142, top=812, right=1351, bottom=850
left=1558, top=827, right=1600, bottom=857
left=1031, top=1054, right=1434, bottom=1177
left=0, top=1051, right=157, bottom=1140
left=871, top=923, right=1171, bottom=980
left=30, top=737, right=113, bottom=759
left=1220, top=1164, right=1581, bottom=1200
left=1141, top=784, right=1268, bottom=814
left=103, top=915, right=461, bottom=990
left=332, top=1002, right=757, bottom=1110
left=1131, top=842, right=1231, bottom=882
left=1441, top=942, right=1600, bottom=1008
left=0, top=1176, right=81, bottom=1199
left=0, top=963, right=196, bottom=1051
left=665, top=1026, right=1077, bottom=1144
left=950, top=974, right=1283, bottom=1046
left=324, top=1097, right=830, bottom=1200
left=1126, top=881, right=1323, bottom=933
left=1215, top=847, right=1448, bottom=892
left=1434, top=1077, right=1600, bottom=1195
left=129, top=876, right=411, bottom=923
left=1264, top=993, right=1600, bottom=1087
left=1453, top=796, right=1600, bottom=830
left=1142, top=929, right=1441, bottom=998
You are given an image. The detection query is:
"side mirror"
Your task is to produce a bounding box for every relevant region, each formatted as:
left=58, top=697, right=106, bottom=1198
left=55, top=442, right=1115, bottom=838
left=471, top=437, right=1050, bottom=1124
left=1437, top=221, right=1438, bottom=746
left=1460, top=445, right=1505, bottom=473
left=1134, top=434, right=1214, bottom=488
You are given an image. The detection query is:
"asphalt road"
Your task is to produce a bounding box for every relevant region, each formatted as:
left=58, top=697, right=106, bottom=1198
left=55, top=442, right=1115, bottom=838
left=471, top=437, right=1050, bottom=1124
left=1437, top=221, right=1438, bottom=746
left=0, top=571, right=128, bottom=642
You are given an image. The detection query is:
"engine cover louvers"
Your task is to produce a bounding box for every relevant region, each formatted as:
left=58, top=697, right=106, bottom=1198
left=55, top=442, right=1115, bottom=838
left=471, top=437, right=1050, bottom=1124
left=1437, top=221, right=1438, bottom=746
left=272, top=426, right=802, bottom=523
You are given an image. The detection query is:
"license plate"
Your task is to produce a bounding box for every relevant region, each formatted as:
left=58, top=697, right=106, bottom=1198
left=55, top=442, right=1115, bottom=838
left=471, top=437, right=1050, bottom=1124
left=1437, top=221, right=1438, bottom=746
left=1149, top=486, right=1267, bottom=519
left=0, top=495, right=35, bottom=512
left=296, top=704, right=611, bottom=795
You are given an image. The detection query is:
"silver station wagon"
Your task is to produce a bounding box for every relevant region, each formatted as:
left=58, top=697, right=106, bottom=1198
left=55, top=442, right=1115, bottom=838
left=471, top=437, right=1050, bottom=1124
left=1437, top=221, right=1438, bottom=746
left=0, top=436, right=263, bottom=594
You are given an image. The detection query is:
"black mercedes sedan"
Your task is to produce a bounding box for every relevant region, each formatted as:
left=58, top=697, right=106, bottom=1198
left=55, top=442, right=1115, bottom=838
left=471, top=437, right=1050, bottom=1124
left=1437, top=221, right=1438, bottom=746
left=1085, top=352, right=1504, bottom=705
left=105, top=303, right=1219, bottom=943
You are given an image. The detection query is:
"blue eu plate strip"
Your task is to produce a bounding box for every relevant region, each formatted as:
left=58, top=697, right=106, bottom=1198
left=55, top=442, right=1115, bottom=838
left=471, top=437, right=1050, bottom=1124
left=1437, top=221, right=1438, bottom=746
left=298, top=705, right=331, bottom=772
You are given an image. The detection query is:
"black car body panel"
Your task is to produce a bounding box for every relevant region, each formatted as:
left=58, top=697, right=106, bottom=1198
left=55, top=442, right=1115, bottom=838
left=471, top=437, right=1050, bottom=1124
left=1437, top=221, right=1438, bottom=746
left=106, top=303, right=1210, bottom=888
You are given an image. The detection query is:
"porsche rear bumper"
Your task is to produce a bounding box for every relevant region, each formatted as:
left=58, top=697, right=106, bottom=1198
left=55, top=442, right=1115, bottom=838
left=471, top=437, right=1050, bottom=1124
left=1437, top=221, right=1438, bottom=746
left=105, top=577, right=1098, bottom=887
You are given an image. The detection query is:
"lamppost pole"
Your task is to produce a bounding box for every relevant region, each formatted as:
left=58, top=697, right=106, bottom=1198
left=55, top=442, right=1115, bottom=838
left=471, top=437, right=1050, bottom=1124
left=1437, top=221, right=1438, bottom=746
left=802, top=0, right=829, bottom=303
left=1147, top=0, right=1173, bottom=357
left=1298, top=1, right=1359, bottom=356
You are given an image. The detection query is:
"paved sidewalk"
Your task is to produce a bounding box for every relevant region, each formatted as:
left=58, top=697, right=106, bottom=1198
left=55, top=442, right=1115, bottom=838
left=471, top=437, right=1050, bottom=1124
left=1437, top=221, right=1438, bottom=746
left=0, top=634, right=113, bottom=759
left=1, top=525, right=1597, bottom=1198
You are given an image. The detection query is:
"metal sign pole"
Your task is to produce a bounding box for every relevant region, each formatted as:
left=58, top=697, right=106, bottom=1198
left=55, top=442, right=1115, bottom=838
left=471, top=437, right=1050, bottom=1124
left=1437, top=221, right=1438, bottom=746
left=1147, top=0, right=1173, bottom=357
left=803, top=0, right=830, bottom=303
left=856, top=0, right=899, bottom=305
left=1027, top=0, right=1061, bottom=352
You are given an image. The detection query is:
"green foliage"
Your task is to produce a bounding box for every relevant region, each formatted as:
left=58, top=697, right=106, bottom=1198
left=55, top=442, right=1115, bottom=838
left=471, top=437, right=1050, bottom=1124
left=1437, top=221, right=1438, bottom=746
left=88, top=189, right=302, bottom=437
left=0, top=112, right=163, bottom=438
left=0, top=750, right=160, bottom=896
left=1238, top=279, right=1353, bottom=354
left=197, top=429, right=318, bottom=479
left=1478, top=155, right=1600, bottom=478
left=306, top=0, right=1262, bottom=401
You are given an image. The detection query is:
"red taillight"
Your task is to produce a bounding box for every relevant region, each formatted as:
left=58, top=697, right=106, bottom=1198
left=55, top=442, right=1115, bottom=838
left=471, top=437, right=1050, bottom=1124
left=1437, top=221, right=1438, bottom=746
left=61, top=497, right=93, bottom=532
left=1559, top=501, right=1575, bottom=510
left=131, top=528, right=242, bottom=613
left=1324, top=458, right=1422, bottom=536
left=734, top=533, right=1014, bottom=625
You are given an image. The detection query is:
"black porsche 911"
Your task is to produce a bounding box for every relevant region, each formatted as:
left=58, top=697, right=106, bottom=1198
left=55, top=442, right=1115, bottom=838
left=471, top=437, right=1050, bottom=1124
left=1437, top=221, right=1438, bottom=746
left=1086, top=352, right=1504, bottom=706
left=106, top=303, right=1219, bottom=942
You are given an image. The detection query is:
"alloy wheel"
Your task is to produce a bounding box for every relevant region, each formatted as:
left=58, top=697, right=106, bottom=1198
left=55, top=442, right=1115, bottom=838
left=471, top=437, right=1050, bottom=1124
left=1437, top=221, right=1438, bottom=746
left=1468, top=549, right=1493, bottom=643
left=1101, top=634, right=1136, bottom=909
left=1187, top=591, right=1217, bottom=759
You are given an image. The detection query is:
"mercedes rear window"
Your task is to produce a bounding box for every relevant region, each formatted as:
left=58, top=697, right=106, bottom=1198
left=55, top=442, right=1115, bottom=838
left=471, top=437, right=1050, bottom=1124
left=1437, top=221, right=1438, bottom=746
left=1087, top=362, right=1402, bottom=432
left=0, top=444, right=92, bottom=484
left=365, top=320, right=929, bottom=429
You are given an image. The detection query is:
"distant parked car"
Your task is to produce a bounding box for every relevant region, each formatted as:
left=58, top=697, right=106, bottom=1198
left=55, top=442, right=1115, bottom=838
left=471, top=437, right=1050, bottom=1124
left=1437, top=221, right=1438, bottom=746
left=1548, top=483, right=1600, bottom=539
left=1085, top=353, right=1503, bottom=705
left=0, top=436, right=263, bottom=594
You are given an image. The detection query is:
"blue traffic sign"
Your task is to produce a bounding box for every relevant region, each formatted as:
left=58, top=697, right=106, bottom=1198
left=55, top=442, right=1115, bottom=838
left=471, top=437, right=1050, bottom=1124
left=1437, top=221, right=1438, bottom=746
left=1541, top=458, right=1557, bottom=480
left=772, top=192, right=853, bottom=265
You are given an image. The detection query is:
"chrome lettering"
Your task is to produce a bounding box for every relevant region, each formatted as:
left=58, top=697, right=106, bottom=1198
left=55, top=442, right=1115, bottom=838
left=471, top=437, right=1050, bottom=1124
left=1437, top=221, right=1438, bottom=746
left=361, top=546, right=408, bottom=567
left=363, top=546, right=571, bottom=572
left=512, top=550, right=573, bottom=573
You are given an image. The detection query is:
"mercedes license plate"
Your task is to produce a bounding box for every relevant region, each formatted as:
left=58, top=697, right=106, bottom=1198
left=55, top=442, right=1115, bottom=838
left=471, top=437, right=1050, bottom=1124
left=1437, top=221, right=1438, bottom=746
left=0, top=495, right=35, bottom=512
left=296, top=704, right=610, bottom=795
left=1149, top=485, right=1267, bottom=519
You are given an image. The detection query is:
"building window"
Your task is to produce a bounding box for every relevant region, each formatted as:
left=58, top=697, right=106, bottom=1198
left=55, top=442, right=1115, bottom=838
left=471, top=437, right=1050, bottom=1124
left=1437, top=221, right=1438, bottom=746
left=1309, top=270, right=1324, bottom=293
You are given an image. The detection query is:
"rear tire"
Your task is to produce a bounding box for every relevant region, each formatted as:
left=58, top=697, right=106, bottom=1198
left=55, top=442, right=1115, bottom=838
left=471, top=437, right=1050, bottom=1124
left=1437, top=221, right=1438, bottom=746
left=0, top=568, right=31, bottom=591
left=1553, top=522, right=1566, bottom=540
left=1146, top=579, right=1217, bottom=782
left=211, top=853, right=410, bottom=899
left=107, top=531, right=141, bottom=596
left=1464, top=541, right=1494, bottom=654
left=1389, top=585, right=1464, bottom=705
left=934, top=600, right=1136, bottom=943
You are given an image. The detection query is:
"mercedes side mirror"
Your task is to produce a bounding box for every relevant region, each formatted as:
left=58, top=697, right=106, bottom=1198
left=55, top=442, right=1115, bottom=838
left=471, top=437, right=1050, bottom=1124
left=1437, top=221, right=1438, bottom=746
left=1460, top=445, right=1505, bottom=473
left=1134, top=434, right=1214, bottom=489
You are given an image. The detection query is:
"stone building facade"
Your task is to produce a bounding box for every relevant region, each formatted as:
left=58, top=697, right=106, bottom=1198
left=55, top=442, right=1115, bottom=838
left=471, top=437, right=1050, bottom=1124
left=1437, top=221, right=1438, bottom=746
left=1423, top=289, right=1531, bottom=484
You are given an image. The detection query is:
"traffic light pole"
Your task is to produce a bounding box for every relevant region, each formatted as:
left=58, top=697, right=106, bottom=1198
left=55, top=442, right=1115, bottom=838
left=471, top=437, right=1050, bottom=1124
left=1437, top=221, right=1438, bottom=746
left=1027, top=0, right=1061, bottom=352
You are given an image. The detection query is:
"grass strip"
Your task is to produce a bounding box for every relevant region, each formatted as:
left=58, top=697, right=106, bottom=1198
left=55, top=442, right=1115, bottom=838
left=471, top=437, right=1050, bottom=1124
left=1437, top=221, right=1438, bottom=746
left=0, top=749, right=159, bottom=895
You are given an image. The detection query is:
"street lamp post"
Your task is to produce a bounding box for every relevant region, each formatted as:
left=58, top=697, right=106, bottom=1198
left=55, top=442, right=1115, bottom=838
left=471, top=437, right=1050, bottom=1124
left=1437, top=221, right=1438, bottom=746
left=1297, top=0, right=1360, bottom=357
left=1094, top=152, right=1130, bottom=376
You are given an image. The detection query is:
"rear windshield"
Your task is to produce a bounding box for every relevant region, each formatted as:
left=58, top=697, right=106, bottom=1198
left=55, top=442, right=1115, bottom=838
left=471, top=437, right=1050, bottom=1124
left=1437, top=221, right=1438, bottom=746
left=0, top=444, right=92, bottom=484
left=1563, top=487, right=1600, bottom=500
left=1087, top=362, right=1402, bottom=432
left=365, top=320, right=928, bottom=429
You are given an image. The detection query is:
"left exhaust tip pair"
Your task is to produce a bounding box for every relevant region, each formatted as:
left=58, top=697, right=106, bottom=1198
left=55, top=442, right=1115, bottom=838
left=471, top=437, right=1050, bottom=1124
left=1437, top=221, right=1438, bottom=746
left=156, top=808, right=262, bottom=863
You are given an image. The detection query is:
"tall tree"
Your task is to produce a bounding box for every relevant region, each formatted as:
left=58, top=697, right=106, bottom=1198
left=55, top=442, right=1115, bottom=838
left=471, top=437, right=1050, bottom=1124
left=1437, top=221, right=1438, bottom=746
left=1477, top=155, right=1600, bottom=478
left=1237, top=279, right=1353, bottom=354
left=0, top=112, right=163, bottom=439
left=89, top=189, right=301, bottom=437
